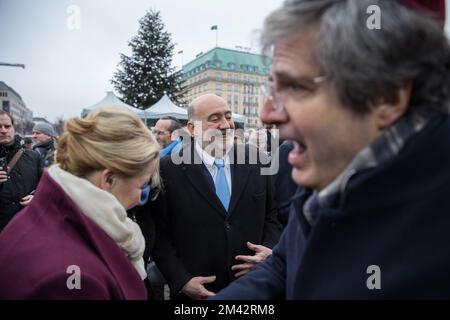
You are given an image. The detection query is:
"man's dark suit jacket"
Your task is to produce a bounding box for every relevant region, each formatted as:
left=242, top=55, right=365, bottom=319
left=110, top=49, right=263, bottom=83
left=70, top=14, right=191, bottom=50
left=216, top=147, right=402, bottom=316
left=149, top=141, right=282, bottom=297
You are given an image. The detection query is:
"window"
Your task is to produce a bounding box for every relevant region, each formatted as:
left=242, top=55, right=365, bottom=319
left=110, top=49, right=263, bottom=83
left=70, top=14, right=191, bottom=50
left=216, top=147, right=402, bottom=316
left=2, top=100, right=10, bottom=112
left=216, top=83, right=222, bottom=91
left=216, top=72, right=222, bottom=81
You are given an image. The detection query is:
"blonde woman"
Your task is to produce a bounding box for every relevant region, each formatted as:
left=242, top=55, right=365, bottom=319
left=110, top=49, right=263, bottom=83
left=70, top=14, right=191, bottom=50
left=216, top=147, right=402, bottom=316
left=0, top=107, right=160, bottom=299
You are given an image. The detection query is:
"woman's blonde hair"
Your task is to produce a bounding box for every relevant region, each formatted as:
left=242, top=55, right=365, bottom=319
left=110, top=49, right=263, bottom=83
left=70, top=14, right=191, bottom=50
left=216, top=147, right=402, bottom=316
left=56, top=106, right=160, bottom=196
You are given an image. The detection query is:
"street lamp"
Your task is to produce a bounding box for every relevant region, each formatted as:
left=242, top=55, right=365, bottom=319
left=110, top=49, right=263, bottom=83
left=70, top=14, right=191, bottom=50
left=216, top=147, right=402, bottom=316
left=0, top=62, right=25, bottom=69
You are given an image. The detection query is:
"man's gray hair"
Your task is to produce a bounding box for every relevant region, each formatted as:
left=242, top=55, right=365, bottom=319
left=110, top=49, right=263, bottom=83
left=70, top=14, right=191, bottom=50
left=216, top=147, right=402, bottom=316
left=261, top=0, right=450, bottom=118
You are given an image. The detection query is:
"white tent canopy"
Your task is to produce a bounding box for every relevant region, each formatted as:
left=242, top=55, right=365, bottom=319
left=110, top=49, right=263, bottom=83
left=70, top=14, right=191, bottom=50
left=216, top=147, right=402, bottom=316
left=144, top=93, right=246, bottom=124
left=145, top=94, right=188, bottom=120
left=82, top=92, right=246, bottom=125
left=81, top=91, right=146, bottom=118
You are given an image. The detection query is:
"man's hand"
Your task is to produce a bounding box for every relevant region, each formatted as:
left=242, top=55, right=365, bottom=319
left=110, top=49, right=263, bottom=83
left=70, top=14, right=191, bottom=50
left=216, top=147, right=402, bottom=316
left=181, top=276, right=216, bottom=300
left=0, top=170, right=8, bottom=184
left=232, top=241, right=272, bottom=277
left=20, top=194, right=34, bottom=206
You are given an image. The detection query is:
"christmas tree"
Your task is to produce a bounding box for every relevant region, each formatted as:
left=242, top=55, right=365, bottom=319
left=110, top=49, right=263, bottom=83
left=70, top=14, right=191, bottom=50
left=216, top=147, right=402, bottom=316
left=111, top=10, right=184, bottom=109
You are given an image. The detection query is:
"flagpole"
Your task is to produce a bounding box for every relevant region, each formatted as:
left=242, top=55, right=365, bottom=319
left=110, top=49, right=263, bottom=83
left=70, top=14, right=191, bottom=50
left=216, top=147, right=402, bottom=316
left=211, top=25, right=218, bottom=48
left=216, top=29, right=218, bottom=47
left=177, top=50, right=184, bottom=69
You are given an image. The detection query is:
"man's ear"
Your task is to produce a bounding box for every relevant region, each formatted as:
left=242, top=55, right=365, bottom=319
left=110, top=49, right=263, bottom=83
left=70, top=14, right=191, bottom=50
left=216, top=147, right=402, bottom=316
left=187, top=121, right=195, bottom=136
left=98, top=169, right=115, bottom=191
left=376, top=82, right=412, bottom=130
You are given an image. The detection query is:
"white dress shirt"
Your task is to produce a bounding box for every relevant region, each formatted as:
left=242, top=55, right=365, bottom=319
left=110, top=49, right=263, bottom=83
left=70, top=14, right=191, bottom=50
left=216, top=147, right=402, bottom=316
left=195, top=141, right=232, bottom=195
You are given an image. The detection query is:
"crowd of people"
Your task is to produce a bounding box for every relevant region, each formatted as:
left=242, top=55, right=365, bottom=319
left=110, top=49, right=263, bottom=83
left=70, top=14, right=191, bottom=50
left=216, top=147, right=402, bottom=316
left=1, top=0, right=450, bottom=299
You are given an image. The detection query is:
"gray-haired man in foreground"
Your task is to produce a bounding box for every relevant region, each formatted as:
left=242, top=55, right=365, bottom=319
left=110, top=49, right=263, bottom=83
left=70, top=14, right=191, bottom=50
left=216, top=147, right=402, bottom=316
left=212, top=0, right=450, bottom=299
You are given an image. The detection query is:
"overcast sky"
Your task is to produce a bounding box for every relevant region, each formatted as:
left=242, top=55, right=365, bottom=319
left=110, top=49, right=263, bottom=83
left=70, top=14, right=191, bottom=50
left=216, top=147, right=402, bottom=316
left=1, top=0, right=449, bottom=123
left=0, top=0, right=281, bottom=122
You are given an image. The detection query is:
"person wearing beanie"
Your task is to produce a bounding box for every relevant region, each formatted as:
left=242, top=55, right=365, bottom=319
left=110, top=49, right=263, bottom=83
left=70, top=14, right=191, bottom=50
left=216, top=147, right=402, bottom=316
left=32, top=122, right=57, bottom=167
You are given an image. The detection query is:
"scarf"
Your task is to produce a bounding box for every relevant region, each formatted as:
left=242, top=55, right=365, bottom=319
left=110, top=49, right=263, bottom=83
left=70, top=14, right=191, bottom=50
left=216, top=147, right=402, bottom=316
left=48, top=165, right=147, bottom=280
left=303, top=115, right=431, bottom=225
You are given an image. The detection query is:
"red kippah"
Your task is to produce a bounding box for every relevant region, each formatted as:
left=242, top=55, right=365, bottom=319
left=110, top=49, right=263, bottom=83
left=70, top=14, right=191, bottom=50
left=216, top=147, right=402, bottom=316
left=399, top=0, right=446, bottom=26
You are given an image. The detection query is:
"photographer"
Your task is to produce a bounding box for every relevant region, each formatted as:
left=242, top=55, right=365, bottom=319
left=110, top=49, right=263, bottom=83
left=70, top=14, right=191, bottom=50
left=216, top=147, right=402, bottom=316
left=0, top=111, right=42, bottom=232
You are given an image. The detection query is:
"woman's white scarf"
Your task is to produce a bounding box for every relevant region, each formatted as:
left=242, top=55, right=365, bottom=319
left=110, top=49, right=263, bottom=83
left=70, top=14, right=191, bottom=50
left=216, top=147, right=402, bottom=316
left=48, top=165, right=147, bottom=280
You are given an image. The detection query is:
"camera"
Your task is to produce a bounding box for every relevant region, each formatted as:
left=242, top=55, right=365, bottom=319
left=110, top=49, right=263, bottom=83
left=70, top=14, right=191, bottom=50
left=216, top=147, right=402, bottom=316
left=0, top=157, right=9, bottom=178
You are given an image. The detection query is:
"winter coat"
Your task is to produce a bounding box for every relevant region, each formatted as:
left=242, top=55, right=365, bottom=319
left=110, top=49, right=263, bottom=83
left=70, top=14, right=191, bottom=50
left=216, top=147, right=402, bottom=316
left=0, top=171, right=147, bottom=299
left=213, top=115, right=450, bottom=299
left=32, top=138, right=56, bottom=167
left=0, top=136, right=42, bottom=232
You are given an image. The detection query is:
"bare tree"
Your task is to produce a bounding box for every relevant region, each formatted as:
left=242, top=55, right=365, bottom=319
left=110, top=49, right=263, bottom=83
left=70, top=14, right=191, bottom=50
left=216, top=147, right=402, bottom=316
left=53, top=117, right=65, bottom=137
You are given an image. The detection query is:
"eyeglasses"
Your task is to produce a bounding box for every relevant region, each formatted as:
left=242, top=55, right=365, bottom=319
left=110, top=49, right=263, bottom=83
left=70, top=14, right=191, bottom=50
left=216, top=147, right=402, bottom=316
left=260, top=75, right=326, bottom=112
left=152, top=129, right=169, bottom=136
left=139, top=183, right=151, bottom=206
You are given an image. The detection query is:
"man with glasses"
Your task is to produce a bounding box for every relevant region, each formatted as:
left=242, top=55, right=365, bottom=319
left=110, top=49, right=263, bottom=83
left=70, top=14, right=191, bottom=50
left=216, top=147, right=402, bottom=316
left=212, top=0, right=450, bottom=299
left=152, top=116, right=183, bottom=157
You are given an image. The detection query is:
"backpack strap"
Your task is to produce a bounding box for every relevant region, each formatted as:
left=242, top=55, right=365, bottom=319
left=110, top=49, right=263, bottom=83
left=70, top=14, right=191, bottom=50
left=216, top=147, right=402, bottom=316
left=7, top=149, right=24, bottom=174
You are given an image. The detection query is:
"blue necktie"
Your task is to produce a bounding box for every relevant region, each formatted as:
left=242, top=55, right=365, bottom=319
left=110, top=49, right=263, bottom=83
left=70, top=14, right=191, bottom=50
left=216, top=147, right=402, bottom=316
left=214, top=158, right=230, bottom=211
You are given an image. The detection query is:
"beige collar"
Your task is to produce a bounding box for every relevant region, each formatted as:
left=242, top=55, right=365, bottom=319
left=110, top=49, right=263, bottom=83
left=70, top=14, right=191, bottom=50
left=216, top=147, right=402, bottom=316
left=48, top=165, right=147, bottom=280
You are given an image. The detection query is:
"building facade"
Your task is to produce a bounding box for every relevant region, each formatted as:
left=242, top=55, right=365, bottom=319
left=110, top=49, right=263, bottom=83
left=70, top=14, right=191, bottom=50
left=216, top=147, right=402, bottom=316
left=180, top=47, right=270, bottom=128
left=0, top=81, right=33, bottom=134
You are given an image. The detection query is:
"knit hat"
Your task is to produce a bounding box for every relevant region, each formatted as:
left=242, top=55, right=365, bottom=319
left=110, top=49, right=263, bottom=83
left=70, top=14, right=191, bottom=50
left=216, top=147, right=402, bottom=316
left=32, top=122, right=56, bottom=138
